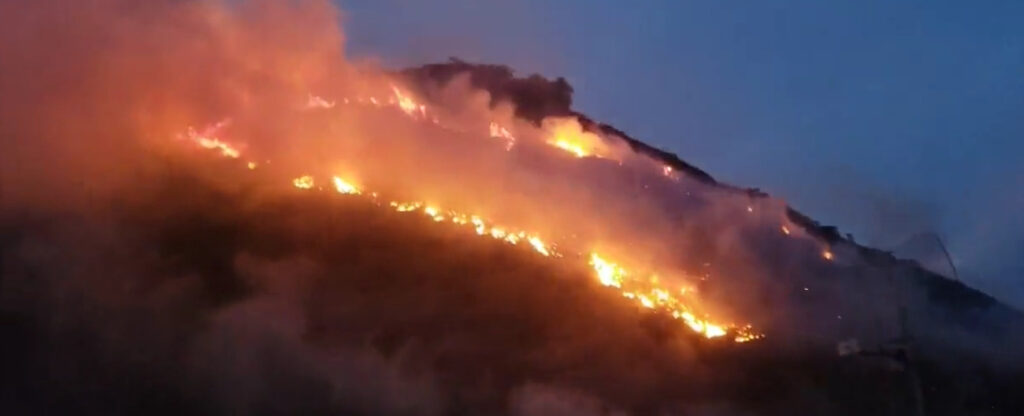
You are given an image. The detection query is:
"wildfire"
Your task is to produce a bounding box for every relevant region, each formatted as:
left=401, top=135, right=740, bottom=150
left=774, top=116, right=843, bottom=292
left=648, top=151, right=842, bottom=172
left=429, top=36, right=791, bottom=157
left=489, top=121, right=516, bottom=151
left=551, top=139, right=590, bottom=158
left=384, top=192, right=552, bottom=256
left=332, top=176, right=361, bottom=195
left=390, top=85, right=428, bottom=119
left=287, top=173, right=758, bottom=341
left=822, top=250, right=834, bottom=261
left=183, top=93, right=764, bottom=344
left=527, top=236, right=551, bottom=257
left=293, top=175, right=315, bottom=189
left=590, top=253, right=626, bottom=288
left=181, top=120, right=241, bottom=159
left=334, top=88, right=623, bottom=161
left=589, top=253, right=754, bottom=340
left=333, top=85, right=441, bottom=129
left=543, top=117, right=609, bottom=159
left=390, top=201, right=423, bottom=212
left=732, top=328, right=764, bottom=342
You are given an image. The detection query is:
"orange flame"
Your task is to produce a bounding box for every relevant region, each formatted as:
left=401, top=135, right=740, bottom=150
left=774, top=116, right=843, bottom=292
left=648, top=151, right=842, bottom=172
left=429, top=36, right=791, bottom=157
left=287, top=173, right=759, bottom=341
left=181, top=120, right=241, bottom=159
left=390, top=85, right=429, bottom=120
left=196, top=107, right=761, bottom=343
left=293, top=175, right=314, bottom=189
left=332, top=176, right=361, bottom=195
left=551, top=139, right=590, bottom=158
left=543, top=117, right=609, bottom=159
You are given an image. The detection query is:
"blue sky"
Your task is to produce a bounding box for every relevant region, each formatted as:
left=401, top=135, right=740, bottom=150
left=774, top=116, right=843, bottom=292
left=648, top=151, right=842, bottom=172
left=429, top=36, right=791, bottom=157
left=337, top=0, right=1024, bottom=306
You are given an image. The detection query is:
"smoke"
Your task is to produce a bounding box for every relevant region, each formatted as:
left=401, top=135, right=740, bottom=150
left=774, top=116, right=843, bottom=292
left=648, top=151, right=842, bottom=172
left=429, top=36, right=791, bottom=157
left=947, top=173, right=1024, bottom=307
left=1, top=1, right=1022, bottom=415
left=176, top=254, right=439, bottom=415
left=508, top=383, right=626, bottom=416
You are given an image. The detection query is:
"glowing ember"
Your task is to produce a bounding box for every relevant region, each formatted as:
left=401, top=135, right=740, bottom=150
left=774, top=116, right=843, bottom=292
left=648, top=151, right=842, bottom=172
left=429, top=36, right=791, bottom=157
left=781, top=226, right=791, bottom=235
left=181, top=120, right=241, bottom=158
left=489, top=121, right=517, bottom=150
left=293, top=175, right=314, bottom=189
left=390, top=201, right=423, bottom=212
left=823, top=250, right=834, bottom=261
left=306, top=94, right=336, bottom=109
left=293, top=172, right=759, bottom=341
left=590, top=253, right=626, bottom=288
left=527, top=236, right=551, bottom=257
left=391, top=86, right=417, bottom=115
left=733, top=327, right=764, bottom=343
left=551, top=139, right=590, bottom=158
left=588, top=252, right=754, bottom=340
left=332, top=176, right=361, bottom=195
left=675, top=311, right=727, bottom=338
left=543, top=117, right=608, bottom=159
left=390, top=85, right=429, bottom=119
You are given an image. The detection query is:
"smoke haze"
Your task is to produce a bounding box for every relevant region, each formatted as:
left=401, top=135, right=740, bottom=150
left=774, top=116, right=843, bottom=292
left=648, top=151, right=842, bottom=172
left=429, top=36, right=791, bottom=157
left=1, top=1, right=1022, bottom=415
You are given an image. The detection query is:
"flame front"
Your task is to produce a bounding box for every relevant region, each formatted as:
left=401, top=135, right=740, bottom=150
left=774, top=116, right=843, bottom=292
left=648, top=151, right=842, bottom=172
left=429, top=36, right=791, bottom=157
left=543, top=117, right=610, bottom=159
left=293, top=175, right=315, bottom=189
left=181, top=120, right=241, bottom=159
left=291, top=172, right=760, bottom=342
left=590, top=253, right=626, bottom=288
left=551, top=139, right=590, bottom=158
left=390, top=85, right=428, bottom=120
left=332, top=176, right=361, bottom=195
left=174, top=80, right=768, bottom=344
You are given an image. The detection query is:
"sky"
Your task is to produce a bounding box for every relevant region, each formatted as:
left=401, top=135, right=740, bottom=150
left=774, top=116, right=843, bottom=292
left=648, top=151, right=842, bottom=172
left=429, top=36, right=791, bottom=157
left=336, top=0, right=1024, bottom=306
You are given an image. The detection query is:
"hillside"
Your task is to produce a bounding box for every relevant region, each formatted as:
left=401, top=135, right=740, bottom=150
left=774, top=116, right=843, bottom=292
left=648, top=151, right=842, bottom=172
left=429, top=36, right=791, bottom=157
left=402, top=58, right=1022, bottom=337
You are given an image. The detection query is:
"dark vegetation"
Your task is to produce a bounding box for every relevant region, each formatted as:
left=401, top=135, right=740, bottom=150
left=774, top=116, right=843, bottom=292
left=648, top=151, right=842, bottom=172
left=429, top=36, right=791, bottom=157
left=1, top=155, right=1022, bottom=415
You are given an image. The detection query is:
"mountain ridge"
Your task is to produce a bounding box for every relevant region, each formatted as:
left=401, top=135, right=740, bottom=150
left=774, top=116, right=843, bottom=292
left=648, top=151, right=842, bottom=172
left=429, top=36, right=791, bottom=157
left=400, top=58, right=1020, bottom=331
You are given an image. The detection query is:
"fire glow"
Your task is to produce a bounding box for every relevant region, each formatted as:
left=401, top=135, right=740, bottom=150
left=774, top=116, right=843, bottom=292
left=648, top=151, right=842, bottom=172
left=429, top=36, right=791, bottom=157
left=314, top=84, right=654, bottom=179
left=171, top=83, right=790, bottom=344
left=333, top=85, right=607, bottom=159
left=181, top=120, right=241, bottom=159
left=290, top=173, right=760, bottom=342
left=543, top=117, right=609, bottom=159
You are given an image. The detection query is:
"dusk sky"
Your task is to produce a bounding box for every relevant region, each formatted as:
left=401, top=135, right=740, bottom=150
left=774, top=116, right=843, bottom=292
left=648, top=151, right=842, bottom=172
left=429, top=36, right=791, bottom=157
left=338, top=0, right=1024, bottom=306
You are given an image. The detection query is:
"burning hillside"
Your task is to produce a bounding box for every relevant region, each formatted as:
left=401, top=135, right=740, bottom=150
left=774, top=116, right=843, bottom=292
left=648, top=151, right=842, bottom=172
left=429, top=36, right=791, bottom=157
left=1, top=1, right=1023, bottom=415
